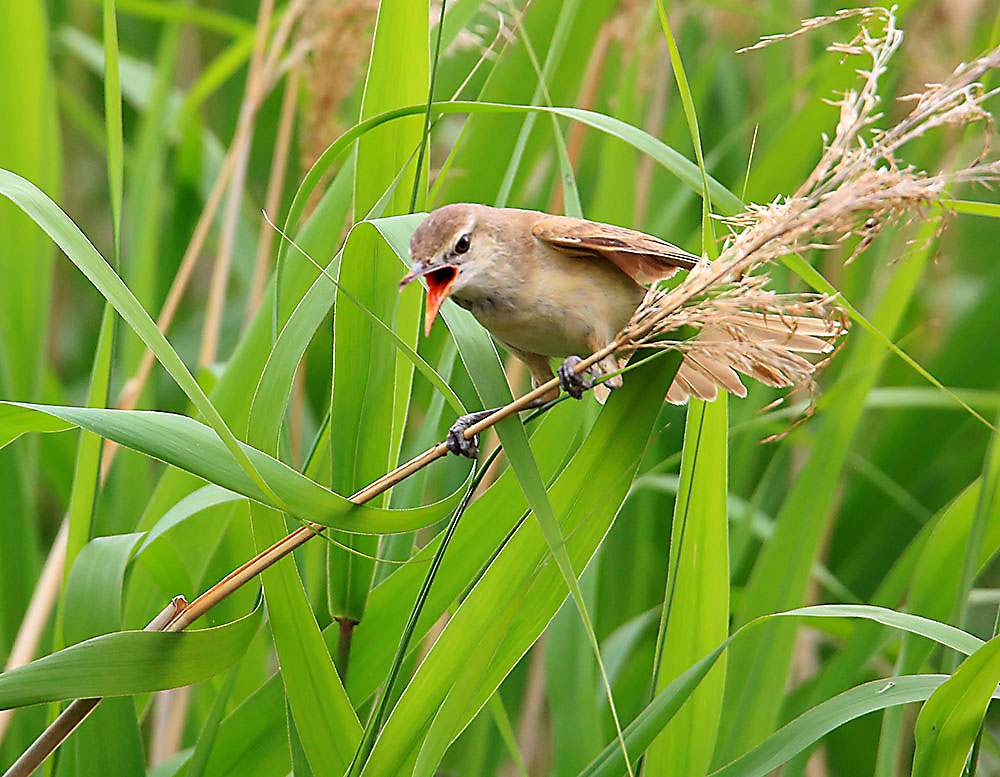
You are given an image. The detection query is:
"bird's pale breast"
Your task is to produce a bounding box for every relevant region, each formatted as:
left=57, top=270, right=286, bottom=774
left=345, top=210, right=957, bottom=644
left=458, top=252, right=644, bottom=358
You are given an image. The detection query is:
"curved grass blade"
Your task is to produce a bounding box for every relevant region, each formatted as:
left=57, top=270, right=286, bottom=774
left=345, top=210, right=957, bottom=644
left=0, top=169, right=284, bottom=508
left=577, top=604, right=987, bottom=777
left=135, top=485, right=245, bottom=558
left=912, top=634, right=1000, bottom=777
left=0, top=605, right=262, bottom=708
left=0, top=402, right=465, bottom=534
left=710, top=675, right=976, bottom=777
left=277, top=99, right=743, bottom=282
left=62, top=531, right=145, bottom=776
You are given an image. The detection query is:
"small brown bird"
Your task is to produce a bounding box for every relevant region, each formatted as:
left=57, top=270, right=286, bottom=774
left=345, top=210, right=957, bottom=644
left=400, top=203, right=835, bottom=457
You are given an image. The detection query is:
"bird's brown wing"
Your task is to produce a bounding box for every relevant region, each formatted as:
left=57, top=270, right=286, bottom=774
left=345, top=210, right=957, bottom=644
left=531, top=215, right=700, bottom=284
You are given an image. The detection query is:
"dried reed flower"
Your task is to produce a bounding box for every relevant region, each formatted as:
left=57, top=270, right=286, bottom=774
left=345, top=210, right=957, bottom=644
left=616, top=8, right=1000, bottom=399
left=299, top=0, right=379, bottom=168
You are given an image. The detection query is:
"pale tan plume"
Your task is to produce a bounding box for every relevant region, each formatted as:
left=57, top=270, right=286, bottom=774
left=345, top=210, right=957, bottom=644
left=662, top=311, right=843, bottom=404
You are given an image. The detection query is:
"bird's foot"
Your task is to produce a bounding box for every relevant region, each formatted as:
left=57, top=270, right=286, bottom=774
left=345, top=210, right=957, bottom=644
left=445, top=408, right=495, bottom=459
left=557, top=356, right=595, bottom=400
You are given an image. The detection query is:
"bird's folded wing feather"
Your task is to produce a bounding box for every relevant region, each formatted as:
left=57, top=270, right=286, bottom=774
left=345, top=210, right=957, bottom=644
left=531, top=215, right=700, bottom=284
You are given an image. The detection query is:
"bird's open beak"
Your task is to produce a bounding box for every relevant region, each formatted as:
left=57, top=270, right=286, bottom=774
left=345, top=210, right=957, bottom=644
left=399, top=261, right=459, bottom=337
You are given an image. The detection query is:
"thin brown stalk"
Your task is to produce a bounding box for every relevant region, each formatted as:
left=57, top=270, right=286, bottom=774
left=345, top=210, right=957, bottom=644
left=198, top=0, right=277, bottom=368
left=246, top=67, right=301, bottom=324
left=149, top=686, right=190, bottom=767
left=0, top=522, right=67, bottom=745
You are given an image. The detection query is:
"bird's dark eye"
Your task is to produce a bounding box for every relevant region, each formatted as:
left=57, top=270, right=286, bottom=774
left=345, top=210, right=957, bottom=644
left=455, top=234, right=471, bottom=254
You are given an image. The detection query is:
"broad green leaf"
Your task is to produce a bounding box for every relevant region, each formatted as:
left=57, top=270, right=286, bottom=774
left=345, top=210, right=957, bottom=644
left=0, top=606, right=261, bottom=708
left=62, top=531, right=145, bottom=777
left=0, top=402, right=463, bottom=534
left=912, top=634, right=1000, bottom=777
left=0, top=169, right=280, bottom=507
left=717, top=222, right=938, bottom=762
left=63, top=533, right=144, bottom=645
left=646, top=397, right=729, bottom=777
left=361, top=350, right=685, bottom=777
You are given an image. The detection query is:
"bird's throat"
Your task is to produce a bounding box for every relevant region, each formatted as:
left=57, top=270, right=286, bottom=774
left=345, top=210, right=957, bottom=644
left=424, top=265, right=458, bottom=337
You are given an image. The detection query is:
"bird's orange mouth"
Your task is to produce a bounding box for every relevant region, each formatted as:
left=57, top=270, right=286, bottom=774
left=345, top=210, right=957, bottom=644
left=399, top=262, right=459, bottom=337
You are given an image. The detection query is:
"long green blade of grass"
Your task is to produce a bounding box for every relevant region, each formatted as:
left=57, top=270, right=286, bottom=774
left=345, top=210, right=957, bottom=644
left=645, top=398, right=729, bottom=777
left=0, top=170, right=284, bottom=509
left=0, top=0, right=59, bottom=681
left=912, top=634, right=1000, bottom=777
left=327, top=0, right=429, bottom=644
left=0, top=607, right=262, bottom=708
left=645, top=11, right=728, bottom=776
left=577, top=603, right=988, bottom=777
left=716, top=222, right=939, bottom=763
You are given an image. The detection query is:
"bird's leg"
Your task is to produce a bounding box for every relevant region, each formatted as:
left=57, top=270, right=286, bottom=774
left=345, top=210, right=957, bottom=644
left=556, top=355, right=595, bottom=400
left=445, top=350, right=601, bottom=459
left=446, top=397, right=553, bottom=459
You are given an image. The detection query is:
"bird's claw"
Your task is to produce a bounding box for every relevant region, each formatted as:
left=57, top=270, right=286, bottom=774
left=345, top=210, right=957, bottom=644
left=446, top=415, right=481, bottom=459
left=557, top=356, right=594, bottom=400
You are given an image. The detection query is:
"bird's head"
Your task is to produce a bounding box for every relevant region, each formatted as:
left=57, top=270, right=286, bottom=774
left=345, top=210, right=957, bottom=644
left=399, top=203, right=498, bottom=337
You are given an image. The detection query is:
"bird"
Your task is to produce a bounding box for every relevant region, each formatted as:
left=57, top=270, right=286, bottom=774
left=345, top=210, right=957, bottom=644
left=399, top=203, right=838, bottom=458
